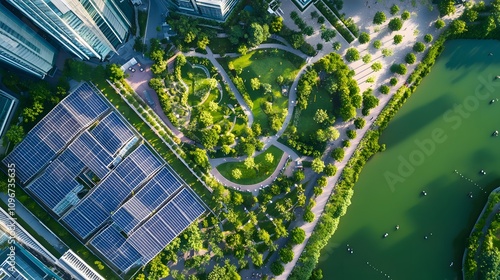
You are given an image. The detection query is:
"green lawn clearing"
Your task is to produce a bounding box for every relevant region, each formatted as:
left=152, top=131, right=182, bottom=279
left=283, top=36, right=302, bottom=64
left=295, top=85, right=335, bottom=142
left=216, top=145, right=284, bottom=185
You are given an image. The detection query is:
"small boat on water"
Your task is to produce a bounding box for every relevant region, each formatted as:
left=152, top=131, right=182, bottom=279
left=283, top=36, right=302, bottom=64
left=396, top=225, right=400, bottom=230
left=493, top=131, right=499, bottom=137
left=422, top=191, right=427, bottom=196
left=383, top=233, right=389, bottom=238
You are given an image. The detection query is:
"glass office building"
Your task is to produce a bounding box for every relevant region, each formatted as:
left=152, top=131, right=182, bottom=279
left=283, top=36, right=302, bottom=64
left=167, top=0, right=239, bottom=21
left=6, top=0, right=131, bottom=60
left=0, top=4, right=55, bottom=78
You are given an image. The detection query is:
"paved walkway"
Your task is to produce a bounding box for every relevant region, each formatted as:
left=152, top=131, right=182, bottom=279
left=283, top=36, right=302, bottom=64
left=279, top=0, right=466, bottom=278
left=0, top=194, right=67, bottom=254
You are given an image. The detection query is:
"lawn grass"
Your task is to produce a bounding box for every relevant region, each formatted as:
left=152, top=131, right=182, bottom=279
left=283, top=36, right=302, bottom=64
left=294, top=85, right=335, bottom=142
left=216, top=145, right=284, bottom=185
left=229, top=49, right=304, bottom=133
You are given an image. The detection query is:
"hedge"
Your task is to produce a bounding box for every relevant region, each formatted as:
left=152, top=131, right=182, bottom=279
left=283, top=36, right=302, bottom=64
left=314, top=2, right=355, bottom=43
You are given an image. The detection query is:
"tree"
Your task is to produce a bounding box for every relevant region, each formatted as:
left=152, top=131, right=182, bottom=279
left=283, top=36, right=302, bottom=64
left=346, top=129, right=356, bottom=139
left=258, top=229, right=272, bottom=245
left=390, top=77, right=398, bottom=86
left=373, top=11, right=386, bottom=24
left=107, top=64, right=125, bottom=82
left=261, top=83, right=272, bottom=95
left=485, top=15, right=497, bottom=35
left=208, top=260, right=240, bottom=280
left=321, top=29, right=336, bottom=42
left=324, top=164, right=337, bottom=176
left=373, top=40, right=382, bottom=49
left=274, top=219, right=288, bottom=238
left=401, top=10, right=411, bottom=20
left=358, top=32, right=370, bottom=44
left=310, top=268, right=324, bottom=280
left=191, top=148, right=210, bottom=169
left=390, top=4, right=400, bottom=15
left=198, top=111, right=214, bottom=128
left=438, top=0, right=455, bottom=16
left=435, top=19, right=445, bottom=29
left=182, top=224, right=204, bottom=252
left=303, top=209, right=314, bottom=222
left=276, top=75, right=284, bottom=85
left=325, top=126, right=340, bottom=141
left=279, top=247, right=294, bottom=263
left=345, top=48, right=360, bottom=62
left=238, top=44, right=248, bottom=55
left=450, top=20, right=467, bottom=35
left=197, top=33, right=210, bottom=49
left=380, top=85, right=390, bottom=94
left=311, top=158, right=325, bottom=173
left=389, top=18, right=403, bottom=31
left=270, top=16, right=283, bottom=33
left=311, top=10, right=319, bottom=19
left=393, top=34, right=403, bottom=44
left=250, top=77, right=261, bottom=90
left=291, top=34, right=305, bottom=49
left=413, top=42, right=426, bottom=52
left=362, top=54, right=372, bottom=63
left=5, top=125, right=24, bottom=146
left=271, top=261, right=284, bottom=276
left=248, top=22, right=268, bottom=47
left=244, top=157, right=256, bottom=170
left=265, top=153, right=274, bottom=164
left=464, top=9, right=478, bottom=22
left=313, top=109, right=329, bottom=124
left=232, top=168, right=242, bottom=179
left=331, top=147, right=344, bottom=161
left=391, top=63, right=407, bottom=75
left=422, top=33, right=433, bottom=43
left=354, top=117, right=365, bottom=129
left=405, top=52, right=416, bottom=64
left=176, top=53, right=186, bottom=66
left=201, top=128, right=219, bottom=150
left=303, top=26, right=314, bottom=36
left=371, top=62, right=383, bottom=71
left=290, top=227, right=306, bottom=245
left=23, top=101, right=44, bottom=123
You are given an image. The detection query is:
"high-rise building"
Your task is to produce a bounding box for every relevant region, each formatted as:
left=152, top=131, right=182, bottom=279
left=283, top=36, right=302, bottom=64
left=167, top=0, right=240, bottom=21
left=6, top=0, right=131, bottom=60
left=0, top=4, right=55, bottom=78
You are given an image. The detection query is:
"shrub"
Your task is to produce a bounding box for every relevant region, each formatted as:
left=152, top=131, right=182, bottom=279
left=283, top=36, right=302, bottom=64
left=317, top=43, right=323, bottom=50
left=303, top=209, right=314, bottom=222
left=331, top=147, right=344, bottom=161
left=424, top=34, right=433, bottom=43
left=435, top=19, right=445, bottom=29
left=359, top=32, right=370, bottom=44
left=389, top=18, right=403, bottom=31
left=380, top=85, right=390, bottom=94
left=318, top=16, right=325, bottom=24
left=405, top=53, right=416, bottom=64
left=354, top=117, right=365, bottom=129
left=371, top=62, right=382, bottom=71
left=346, top=129, right=356, bottom=139
left=333, top=42, right=342, bottom=50
left=362, top=54, right=372, bottom=63
left=342, top=140, right=350, bottom=147
left=390, top=77, right=398, bottom=86
left=373, top=40, right=382, bottom=49
left=345, top=48, right=360, bottom=62
left=390, top=4, right=400, bottom=15
left=413, top=42, right=426, bottom=52
left=271, top=261, right=284, bottom=276
left=382, top=48, right=393, bottom=57
left=393, top=34, right=403, bottom=44
left=373, top=11, right=386, bottom=24
left=401, top=10, right=411, bottom=20
left=290, top=227, right=306, bottom=245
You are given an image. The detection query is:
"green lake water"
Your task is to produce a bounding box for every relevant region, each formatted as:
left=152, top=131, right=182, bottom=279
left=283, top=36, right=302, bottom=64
left=317, top=40, right=500, bottom=280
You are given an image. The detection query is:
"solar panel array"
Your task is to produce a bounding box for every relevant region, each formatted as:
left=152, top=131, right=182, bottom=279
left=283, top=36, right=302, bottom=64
left=2, top=83, right=207, bottom=273
left=90, top=112, right=135, bottom=155
left=91, top=188, right=205, bottom=271
left=2, top=83, right=108, bottom=183
left=90, top=225, right=142, bottom=272
left=62, top=144, right=163, bottom=239
left=112, top=167, right=183, bottom=234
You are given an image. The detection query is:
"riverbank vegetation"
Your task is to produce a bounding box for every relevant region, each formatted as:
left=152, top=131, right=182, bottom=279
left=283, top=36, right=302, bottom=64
left=290, top=3, right=500, bottom=275
left=464, top=191, right=500, bottom=279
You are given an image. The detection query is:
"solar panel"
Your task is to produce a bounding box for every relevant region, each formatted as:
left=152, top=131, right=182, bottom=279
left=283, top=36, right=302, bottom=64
left=112, top=168, right=183, bottom=233
left=67, top=132, right=112, bottom=179
left=2, top=83, right=109, bottom=183
left=127, top=189, right=204, bottom=264
left=62, top=145, right=163, bottom=239
left=61, top=83, right=109, bottom=126
left=90, top=225, right=142, bottom=272
left=90, top=112, right=135, bottom=154
left=27, top=160, right=80, bottom=211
